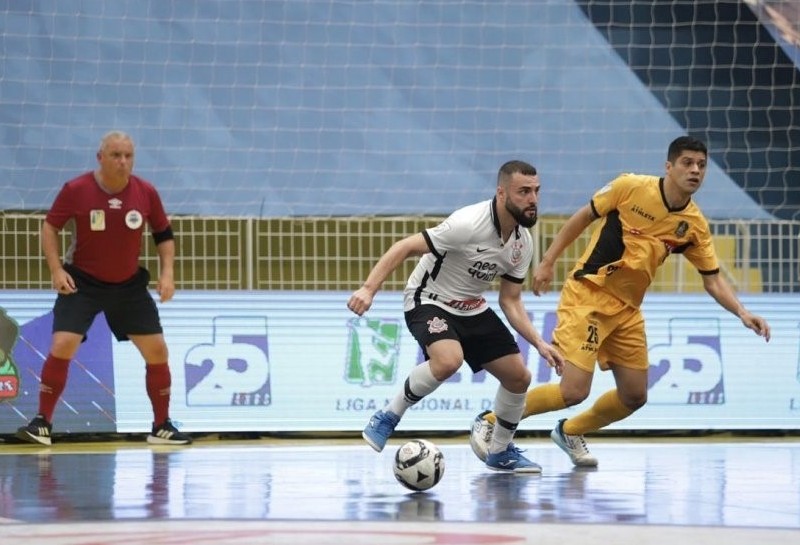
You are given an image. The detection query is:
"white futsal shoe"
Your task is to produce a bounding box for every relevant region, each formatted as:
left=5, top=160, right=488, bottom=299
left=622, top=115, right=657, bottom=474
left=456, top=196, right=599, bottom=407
left=469, top=410, right=494, bottom=462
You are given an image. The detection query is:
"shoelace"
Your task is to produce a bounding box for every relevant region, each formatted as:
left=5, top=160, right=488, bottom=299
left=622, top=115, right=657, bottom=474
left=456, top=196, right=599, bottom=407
left=479, top=421, right=493, bottom=441
left=374, top=413, right=398, bottom=434
left=568, top=434, right=592, bottom=457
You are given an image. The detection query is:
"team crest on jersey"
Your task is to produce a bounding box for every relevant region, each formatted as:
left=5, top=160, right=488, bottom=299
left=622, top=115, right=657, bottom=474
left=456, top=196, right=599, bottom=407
left=125, top=210, right=144, bottom=229
left=510, top=240, right=524, bottom=265
left=427, top=316, right=448, bottom=334
left=674, top=220, right=689, bottom=238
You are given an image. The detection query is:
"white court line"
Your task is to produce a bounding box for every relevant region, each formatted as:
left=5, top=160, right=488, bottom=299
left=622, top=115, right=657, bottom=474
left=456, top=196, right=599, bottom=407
left=0, top=520, right=798, bottom=545
left=3, top=439, right=797, bottom=457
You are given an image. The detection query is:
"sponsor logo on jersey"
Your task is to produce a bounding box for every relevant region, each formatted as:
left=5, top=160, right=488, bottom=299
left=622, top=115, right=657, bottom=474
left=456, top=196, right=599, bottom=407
left=444, top=297, right=485, bottom=312
left=468, top=260, right=497, bottom=281
left=631, top=204, right=656, bottom=221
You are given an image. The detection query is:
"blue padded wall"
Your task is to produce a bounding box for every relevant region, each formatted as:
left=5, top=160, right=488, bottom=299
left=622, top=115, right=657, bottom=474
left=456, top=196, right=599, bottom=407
left=0, top=1, right=773, bottom=219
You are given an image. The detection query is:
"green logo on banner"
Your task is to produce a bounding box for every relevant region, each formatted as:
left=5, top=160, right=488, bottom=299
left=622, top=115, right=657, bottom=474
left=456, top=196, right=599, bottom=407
left=0, top=308, right=20, bottom=400
left=345, top=317, right=401, bottom=386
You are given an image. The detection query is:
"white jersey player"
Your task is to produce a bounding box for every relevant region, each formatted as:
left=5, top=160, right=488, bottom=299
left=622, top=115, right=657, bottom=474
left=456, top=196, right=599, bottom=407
left=404, top=198, right=533, bottom=316
left=347, top=160, right=564, bottom=473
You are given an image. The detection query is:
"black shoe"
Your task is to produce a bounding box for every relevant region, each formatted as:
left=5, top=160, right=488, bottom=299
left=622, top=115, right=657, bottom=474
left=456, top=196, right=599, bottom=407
left=147, top=418, right=192, bottom=445
left=16, top=414, right=53, bottom=446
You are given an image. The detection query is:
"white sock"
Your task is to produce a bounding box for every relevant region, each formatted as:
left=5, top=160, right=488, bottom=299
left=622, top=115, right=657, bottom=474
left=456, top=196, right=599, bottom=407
left=488, top=386, right=526, bottom=454
left=385, top=361, right=442, bottom=417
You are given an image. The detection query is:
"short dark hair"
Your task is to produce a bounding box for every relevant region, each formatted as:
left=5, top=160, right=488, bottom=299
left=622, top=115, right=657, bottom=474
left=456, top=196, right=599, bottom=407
left=667, top=136, right=707, bottom=163
left=497, top=160, right=537, bottom=185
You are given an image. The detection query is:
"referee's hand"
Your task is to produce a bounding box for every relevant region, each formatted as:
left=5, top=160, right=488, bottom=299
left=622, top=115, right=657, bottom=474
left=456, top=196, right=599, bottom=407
left=53, top=269, right=77, bottom=295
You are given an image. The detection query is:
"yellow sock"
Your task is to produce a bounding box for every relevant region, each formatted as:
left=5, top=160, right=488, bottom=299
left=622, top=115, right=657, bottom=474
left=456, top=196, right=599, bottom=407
left=564, top=389, right=633, bottom=435
left=484, top=384, right=566, bottom=424
left=523, top=383, right=567, bottom=417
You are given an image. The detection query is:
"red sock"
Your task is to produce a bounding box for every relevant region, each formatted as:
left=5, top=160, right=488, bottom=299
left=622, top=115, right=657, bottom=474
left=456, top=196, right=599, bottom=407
left=38, top=355, right=71, bottom=422
left=146, top=363, right=172, bottom=427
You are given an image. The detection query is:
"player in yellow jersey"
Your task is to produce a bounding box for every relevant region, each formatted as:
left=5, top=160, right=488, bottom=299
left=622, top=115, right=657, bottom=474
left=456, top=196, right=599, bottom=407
left=469, top=136, right=771, bottom=467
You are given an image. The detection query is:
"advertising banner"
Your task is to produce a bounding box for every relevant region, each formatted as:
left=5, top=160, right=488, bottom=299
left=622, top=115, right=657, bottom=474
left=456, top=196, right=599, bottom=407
left=1, top=291, right=798, bottom=434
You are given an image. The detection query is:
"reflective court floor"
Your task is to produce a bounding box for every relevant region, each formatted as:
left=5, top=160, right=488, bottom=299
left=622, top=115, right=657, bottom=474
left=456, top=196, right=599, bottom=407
left=1, top=433, right=799, bottom=545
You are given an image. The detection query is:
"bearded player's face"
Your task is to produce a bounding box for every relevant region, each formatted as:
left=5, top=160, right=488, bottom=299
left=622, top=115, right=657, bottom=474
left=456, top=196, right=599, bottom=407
left=504, top=173, right=539, bottom=228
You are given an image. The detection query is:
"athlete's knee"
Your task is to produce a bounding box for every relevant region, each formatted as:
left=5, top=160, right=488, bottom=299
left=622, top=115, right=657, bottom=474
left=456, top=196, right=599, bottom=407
left=505, top=366, right=532, bottom=392
left=428, top=358, right=463, bottom=381
left=147, top=343, right=170, bottom=363
left=49, top=334, right=81, bottom=359
left=619, top=390, right=647, bottom=410
left=560, top=382, right=591, bottom=406
left=494, top=364, right=530, bottom=394
left=133, top=335, right=170, bottom=363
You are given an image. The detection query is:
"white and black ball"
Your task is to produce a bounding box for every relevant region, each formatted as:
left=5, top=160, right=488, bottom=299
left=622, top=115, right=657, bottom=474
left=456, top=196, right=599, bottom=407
left=393, top=439, right=445, bottom=492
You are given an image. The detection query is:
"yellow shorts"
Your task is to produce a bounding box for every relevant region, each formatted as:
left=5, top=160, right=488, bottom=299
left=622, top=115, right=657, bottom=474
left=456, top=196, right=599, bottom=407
left=552, top=278, right=648, bottom=372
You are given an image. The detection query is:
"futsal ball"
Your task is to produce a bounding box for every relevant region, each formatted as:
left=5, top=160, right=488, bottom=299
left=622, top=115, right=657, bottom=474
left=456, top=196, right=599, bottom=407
left=393, top=439, right=445, bottom=492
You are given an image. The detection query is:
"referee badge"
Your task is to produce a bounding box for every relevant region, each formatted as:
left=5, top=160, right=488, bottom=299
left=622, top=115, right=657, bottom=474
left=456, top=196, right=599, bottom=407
left=125, top=210, right=144, bottom=230
left=90, top=210, right=106, bottom=231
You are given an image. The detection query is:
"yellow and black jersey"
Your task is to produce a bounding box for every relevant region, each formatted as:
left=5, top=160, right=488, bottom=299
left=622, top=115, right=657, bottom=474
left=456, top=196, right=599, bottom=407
left=571, top=173, right=719, bottom=308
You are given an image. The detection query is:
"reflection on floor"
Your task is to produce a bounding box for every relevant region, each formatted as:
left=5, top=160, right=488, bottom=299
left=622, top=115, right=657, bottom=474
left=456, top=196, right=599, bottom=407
left=1, top=435, right=799, bottom=544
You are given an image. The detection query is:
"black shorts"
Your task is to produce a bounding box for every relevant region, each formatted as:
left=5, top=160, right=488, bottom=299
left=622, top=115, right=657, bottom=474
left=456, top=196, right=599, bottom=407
left=52, top=264, right=163, bottom=342
left=404, top=304, right=520, bottom=373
